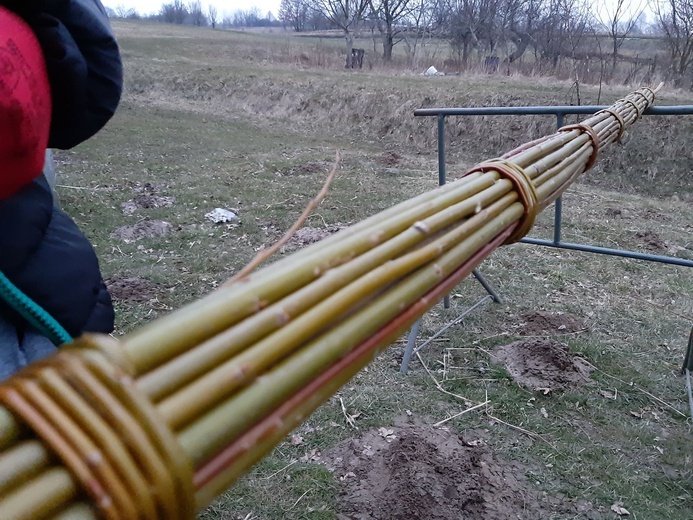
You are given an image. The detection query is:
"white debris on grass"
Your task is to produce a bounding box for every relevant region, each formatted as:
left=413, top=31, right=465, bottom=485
left=205, top=208, right=239, bottom=224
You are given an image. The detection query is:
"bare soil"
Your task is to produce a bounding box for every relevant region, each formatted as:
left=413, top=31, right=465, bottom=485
left=105, top=277, right=160, bottom=302
left=121, top=194, right=175, bottom=214
left=110, top=219, right=173, bottom=241
left=132, top=181, right=167, bottom=194
left=376, top=151, right=403, bottom=166
left=278, top=162, right=328, bottom=177
left=491, top=339, right=593, bottom=392
left=283, top=226, right=344, bottom=251
left=518, top=311, right=585, bottom=336
left=321, top=424, right=576, bottom=520
left=635, top=230, right=666, bottom=251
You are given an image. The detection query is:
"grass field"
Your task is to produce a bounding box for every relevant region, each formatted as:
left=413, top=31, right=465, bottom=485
left=57, top=21, right=692, bottom=519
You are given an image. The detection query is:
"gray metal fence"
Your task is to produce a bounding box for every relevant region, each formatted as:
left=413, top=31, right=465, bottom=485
left=400, top=103, right=693, bottom=374
left=414, top=104, right=693, bottom=268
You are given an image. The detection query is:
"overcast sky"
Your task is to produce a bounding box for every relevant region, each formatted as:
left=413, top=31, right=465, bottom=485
left=102, top=0, right=282, bottom=17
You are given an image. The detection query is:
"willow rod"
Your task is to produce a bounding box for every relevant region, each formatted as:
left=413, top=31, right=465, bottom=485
left=0, top=85, right=661, bottom=519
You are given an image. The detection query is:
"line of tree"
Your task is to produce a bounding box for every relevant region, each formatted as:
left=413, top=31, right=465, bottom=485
left=107, top=0, right=693, bottom=85
left=107, top=2, right=281, bottom=29
left=275, top=0, right=693, bottom=82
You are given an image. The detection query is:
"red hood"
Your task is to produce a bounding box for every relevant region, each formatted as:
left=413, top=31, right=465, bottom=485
left=0, top=6, right=51, bottom=198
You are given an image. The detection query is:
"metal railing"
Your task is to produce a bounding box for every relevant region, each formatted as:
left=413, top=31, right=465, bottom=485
left=399, top=103, right=693, bottom=374
left=414, top=104, right=693, bottom=268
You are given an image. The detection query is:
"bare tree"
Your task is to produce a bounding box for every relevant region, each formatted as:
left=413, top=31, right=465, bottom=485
left=207, top=4, right=218, bottom=28
left=502, top=0, right=541, bottom=64
left=369, top=0, right=413, bottom=60
left=161, top=0, right=188, bottom=24
left=279, top=0, right=310, bottom=31
left=113, top=4, right=139, bottom=18
left=534, top=0, right=590, bottom=69
left=655, top=0, right=693, bottom=86
left=594, top=0, right=646, bottom=75
left=189, top=0, right=206, bottom=26
left=401, top=0, right=445, bottom=66
left=312, top=0, right=370, bottom=66
left=448, top=0, right=501, bottom=68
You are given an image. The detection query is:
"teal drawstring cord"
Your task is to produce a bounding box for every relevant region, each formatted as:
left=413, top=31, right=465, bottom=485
left=0, top=270, right=72, bottom=346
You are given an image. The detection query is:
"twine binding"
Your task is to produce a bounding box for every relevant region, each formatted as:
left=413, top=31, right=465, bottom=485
left=461, top=159, right=538, bottom=244
left=595, top=108, right=626, bottom=142
left=617, top=98, right=644, bottom=120
left=558, top=123, right=600, bottom=170
left=0, top=336, right=195, bottom=520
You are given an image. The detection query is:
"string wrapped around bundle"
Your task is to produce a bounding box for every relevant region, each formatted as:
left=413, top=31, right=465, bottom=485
left=0, top=85, right=661, bottom=519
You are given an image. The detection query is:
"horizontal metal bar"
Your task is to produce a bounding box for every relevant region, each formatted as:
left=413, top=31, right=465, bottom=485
left=520, top=238, right=693, bottom=267
left=414, top=105, right=693, bottom=117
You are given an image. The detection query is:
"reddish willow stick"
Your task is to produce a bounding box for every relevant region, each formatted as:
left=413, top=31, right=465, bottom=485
left=0, top=85, right=660, bottom=519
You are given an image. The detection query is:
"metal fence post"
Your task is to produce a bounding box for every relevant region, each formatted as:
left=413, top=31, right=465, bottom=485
left=437, top=114, right=451, bottom=309
left=437, top=114, right=446, bottom=186
left=554, top=112, right=564, bottom=244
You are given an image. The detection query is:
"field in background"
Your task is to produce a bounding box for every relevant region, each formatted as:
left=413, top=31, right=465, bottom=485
left=58, top=21, right=692, bottom=519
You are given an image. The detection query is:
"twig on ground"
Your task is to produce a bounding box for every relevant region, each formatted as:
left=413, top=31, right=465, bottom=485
left=339, top=397, right=359, bottom=429
left=224, top=151, right=340, bottom=286
left=485, top=408, right=557, bottom=450
left=625, top=294, right=692, bottom=322
left=442, top=349, right=450, bottom=381
left=261, top=459, right=297, bottom=480
left=472, top=332, right=511, bottom=344
left=264, top=198, right=292, bottom=209
left=56, top=184, right=110, bottom=191
left=284, top=489, right=312, bottom=512
left=394, top=338, right=449, bottom=345
left=518, top=327, right=591, bottom=339
left=580, top=358, right=686, bottom=418
left=416, top=352, right=477, bottom=406
left=434, top=400, right=489, bottom=427
left=307, top=213, right=330, bottom=228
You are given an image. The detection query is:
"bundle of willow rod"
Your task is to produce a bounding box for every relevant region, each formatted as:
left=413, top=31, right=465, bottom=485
left=0, top=85, right=660, bottom=519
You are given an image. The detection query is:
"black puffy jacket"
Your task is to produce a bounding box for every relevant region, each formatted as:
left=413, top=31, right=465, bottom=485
left=0, top=176, right=114, bottom=337
left=0, top=0, right=121, bottom=337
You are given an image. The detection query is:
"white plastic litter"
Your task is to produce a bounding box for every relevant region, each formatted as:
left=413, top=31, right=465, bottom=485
left=205, top=208, right=239, bottom=223
left=422, top=66, right=444, bottom=76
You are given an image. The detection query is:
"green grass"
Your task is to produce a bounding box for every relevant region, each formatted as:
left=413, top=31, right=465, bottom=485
left=56, top=21, right=693, bottom=519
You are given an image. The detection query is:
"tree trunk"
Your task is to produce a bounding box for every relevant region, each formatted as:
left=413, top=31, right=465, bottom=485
left=505, top=32, right=530, bottom=64
left=383, top=32, right=394, bottom=61
left=462, top=39, right=471, bottom=69
left=345, top=32, right=354, bottom=68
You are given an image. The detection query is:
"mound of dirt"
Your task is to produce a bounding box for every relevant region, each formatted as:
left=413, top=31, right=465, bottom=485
left=133, top=181, right=166, bottom=194
left=376, top=151, right=403, bottom=165
left=105, top=277, right=159, bottom=302
left=284, top=226, right=343, bottom=251
left=491, top=339, right=592, bottom=391
left=635, top=230, right=665, bottom=251
left=640, top=208, right=670, bottom=221
left=122, top=195, right=175, bottom=214
left=322, top=425, right=554, bottom=520
left=278, top=162, right=327, bottom=176
left=110, top=219, right=173, bottom=241
left=519, top=311, right=585, bottom=336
